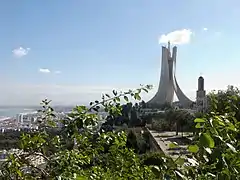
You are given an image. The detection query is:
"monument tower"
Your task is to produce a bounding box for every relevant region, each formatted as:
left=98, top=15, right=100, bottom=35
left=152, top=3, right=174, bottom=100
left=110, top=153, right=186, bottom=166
left=196, top=76, right=207, bottom=112
left=148, top=42, right=193, bottom=108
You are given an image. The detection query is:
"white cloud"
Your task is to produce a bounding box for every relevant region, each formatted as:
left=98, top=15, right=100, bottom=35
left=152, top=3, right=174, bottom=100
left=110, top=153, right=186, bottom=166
left=38, top=69, right=61, bottom=74
left=203, top=27, right=208, bottom=31
left=54, top=70, right=61, bottom=74
left=159, top=29, right=193, bottom=45
left=12, top=47, right=30, bottom=58
left=39, top=68, right=51, bottom=73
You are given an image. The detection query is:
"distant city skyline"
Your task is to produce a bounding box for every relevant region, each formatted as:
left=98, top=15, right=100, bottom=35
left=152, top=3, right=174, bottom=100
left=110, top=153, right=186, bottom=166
left=1, top=0, right=240, bottom=105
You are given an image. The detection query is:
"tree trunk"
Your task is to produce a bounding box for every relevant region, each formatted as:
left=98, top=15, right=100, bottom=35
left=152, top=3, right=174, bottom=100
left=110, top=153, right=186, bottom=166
left=176, top=122, right=179, bottom=136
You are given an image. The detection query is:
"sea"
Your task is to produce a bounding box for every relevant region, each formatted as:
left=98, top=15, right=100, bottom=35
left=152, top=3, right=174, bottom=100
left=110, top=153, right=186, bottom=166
left=0, top=107, right=37, bottom=119
left=0, top=106, right=108, bottom=122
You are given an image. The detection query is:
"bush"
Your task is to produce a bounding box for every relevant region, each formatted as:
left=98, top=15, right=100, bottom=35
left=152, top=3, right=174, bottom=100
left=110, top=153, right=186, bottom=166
left=126, top=129, right=150, bottom=154
left=0, top=85, right=156, bottom=179
left=1, top=85, right=240, bottom=179
left=151, top=119, right=171, bottom=131
left=141, top=152, right=167, bottom=166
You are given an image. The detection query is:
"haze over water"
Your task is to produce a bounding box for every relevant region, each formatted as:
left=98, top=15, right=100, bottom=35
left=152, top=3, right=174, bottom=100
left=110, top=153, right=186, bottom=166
left=0, top=107, right=36, bottom=118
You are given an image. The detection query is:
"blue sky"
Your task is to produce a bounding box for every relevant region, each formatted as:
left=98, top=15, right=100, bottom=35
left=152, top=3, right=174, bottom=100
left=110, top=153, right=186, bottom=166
left=0, top=0, right=240, bottom=105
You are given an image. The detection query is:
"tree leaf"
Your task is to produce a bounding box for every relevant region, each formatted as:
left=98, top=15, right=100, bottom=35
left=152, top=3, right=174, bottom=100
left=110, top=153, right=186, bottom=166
left=188, top=145, right=199, bottom=153
left=195, top=123, right=203, bottom=129
left=175, top=170, right=185, bottom=179
left=227, top=123, right=236, bottom=132
left=113, top=90, right=117, bottom=96
left=169, top=142, right=179, bottom=149
left=175, top=158, right=185, bottom=166
left=124, top=96, right=129, bottom=102
left=206, top=173, right=216, bottom=178
left=92, top=107, right=98, bottom=112
left=16, top=169, right=22, bottom=177
left=226, top=143, right=236, bottom=153
left=204, top=147, right=212, bottom=154
left=143, top=88, right=148, bottom=93
left=194, top=118, right=205, bottom=123
left=151, top=166, right=160, bottom=177
left=187, top=158, right=199, bottom=166
left=134, top=93, right=141, bottom=101
left=200, top=133, right=215, bottom=148
left=76, top=176, right=88, bottom=180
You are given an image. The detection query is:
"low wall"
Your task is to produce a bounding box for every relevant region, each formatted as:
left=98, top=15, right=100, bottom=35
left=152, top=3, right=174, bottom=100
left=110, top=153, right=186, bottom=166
left=144, top=127, right=163, bottom=152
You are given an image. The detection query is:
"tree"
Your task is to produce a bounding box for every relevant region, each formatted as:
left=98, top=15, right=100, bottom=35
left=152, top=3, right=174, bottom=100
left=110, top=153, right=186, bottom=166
left=208, top=85, right=240, bottom=116
left=165, top=109, right=194, bottom=135
left=0, top=85, right=156, bottom=179
left=162, top=102, right=173, bottom=111
left=128, top=106, right=140, bottom=127
left=140, top=100, right=147, bottom=109
left=1, top=84, right=240, bottom=179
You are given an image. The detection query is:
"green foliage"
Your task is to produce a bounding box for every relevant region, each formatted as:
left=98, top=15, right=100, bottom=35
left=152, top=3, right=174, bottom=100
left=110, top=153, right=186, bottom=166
left=157, top=109, right=195, bottom=135
left=1, top=84, right=240, bottom=180
left=140, top=152, right=179, bottom=179
left=0, top=85, right=155, bottom=179
left=188, top=145, right=199, bottom=153
left=184, top=90, right=240, bottom=179
left=151, top=118, right=171, bottom=131
left=126, top=129, right=150, bottom=154
left=208, top=85, right=240, bottom=119
left=141, top=152, right=171, bottom=166
left=47, top=131, right=154, bottom=179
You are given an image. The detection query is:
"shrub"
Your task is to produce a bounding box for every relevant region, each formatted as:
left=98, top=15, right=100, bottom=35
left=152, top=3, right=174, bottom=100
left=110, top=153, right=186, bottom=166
left=141, top=152, right=167, bottom=166
left=126, top=129, right=150, bottom=154
left=151, top=119, right=171, bottom=131
left=1, top=85, right=240, bottom=179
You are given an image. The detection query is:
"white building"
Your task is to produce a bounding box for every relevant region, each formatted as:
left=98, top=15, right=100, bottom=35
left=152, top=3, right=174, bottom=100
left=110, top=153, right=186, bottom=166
left=16, top=111, right=38, bottom=125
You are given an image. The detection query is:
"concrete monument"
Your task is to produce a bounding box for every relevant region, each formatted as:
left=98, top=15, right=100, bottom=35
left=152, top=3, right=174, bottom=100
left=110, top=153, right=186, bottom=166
left=148, top=42, right=193, bottom=108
